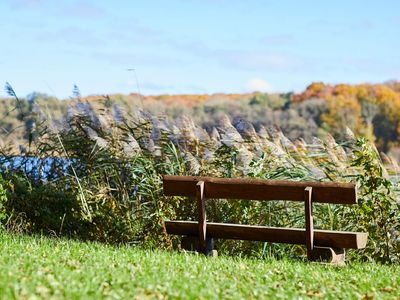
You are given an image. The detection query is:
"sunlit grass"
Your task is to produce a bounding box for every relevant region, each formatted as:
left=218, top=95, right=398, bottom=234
left=0, top=232, right=399, bottom=299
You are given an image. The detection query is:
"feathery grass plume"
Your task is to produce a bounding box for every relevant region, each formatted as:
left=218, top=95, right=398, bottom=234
left=266, top=125, right=281, bottom=141
left=176, top=116, right=206, bottom=157
left=111, top=104, right=126, bottom=124
left=233, top=118, right=258, bottom=141
left=31, top=103, right=46, bottom=122
left=277, top=131, right=296, bottom=152
left=4, top=82, right=24, bottom=121
left=168, top=124, right=180, bottom=145
left=75, top=101, right=102, bottom=129
left=325, top=133, right=349, bottom=163
left=219, top=130, right=243, bottom=147
left=72, top=84, right=81, bottom=99
left=289, top=139, right=312, bottom=165
left=263, top=139, right=286, bottom=157
left=267, top=132, right=295, bottom=168
left=150, top=123, right=162, bottom=143
left=269, top=133, right=299, bottom=168
left=65, top=106, right=76, bottom=122
left=257, top=125, right=269, bottom=139
left=184, top=152, right=201, bottom=175
left=307, top=137, right=345, bottom=178
left=255, top=127, right=272, bottom=151
left=293, top=138, right=308, bottom=154
left=236, top=146, right=254, bottom=174
left=324, top=133, right=338, bottom=149
left=307, top=165, right=326, bottom=180
left=75, top=102, right=90, bottom=115
left=310, top=136, right=325, bottom=150
left=203, top=148, right=215, bottom=162
left=4, top=82, right=17, bottom=98
left=152, top=116, right=170, bottom=132
left=135, top=108, right=152, bottom=123
left=93, top=136, right=108, bottom=149
left=218, top=115, right=243, bottom=147
left=345, top=127, right=356, bottom=141
left=315, top=134, right=345, bottom=170
left=123, top=134, right=141, bottom=156
left=264, top=129, right=286, bottom=153
left=307, top=137, right=329, bottom=163
left=193, top=126, right=211, bottom=143
left=210, top=127, right=220, bottom=142
left=381, top=153, right=400, bottom=185
left=82, top=126, right=99, bottom=140
left=146, top=138, right=156, bottom=154
left=150, top=116, right=170, bottom=144
left=176, top=116, right=197, bottom=141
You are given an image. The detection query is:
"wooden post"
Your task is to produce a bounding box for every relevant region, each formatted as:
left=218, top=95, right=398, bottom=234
left=196, top=181, right=206, bottom=253
left=304, top=186, right=314, bottom=259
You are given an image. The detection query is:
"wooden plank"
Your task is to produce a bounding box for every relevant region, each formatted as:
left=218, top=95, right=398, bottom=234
left=304, top=187, right=314, bottom=258
left=165, top=221, right=368, bottom=249
left=311, top=247, right=346, bottom=265
left=196, top=181, right=206, bottom=253
left=163, top=175, right=357, bottom=204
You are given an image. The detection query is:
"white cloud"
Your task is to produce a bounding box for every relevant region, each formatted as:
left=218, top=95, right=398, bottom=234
left=246, top=78, right=273, bottom=92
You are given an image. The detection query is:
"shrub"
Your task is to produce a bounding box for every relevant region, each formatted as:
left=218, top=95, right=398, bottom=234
left=349, top=137, right=400, bottom=263
left=0, top=174, right=10, bottom=227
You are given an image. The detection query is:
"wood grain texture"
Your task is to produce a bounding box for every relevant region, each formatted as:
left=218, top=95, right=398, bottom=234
left=304, top=187, right=314, bottom=258
left=163, top=175, right=357, bottom=204
left=165, top=221, right=368, bottom=249
left=196, top=181, right=206, bottom=253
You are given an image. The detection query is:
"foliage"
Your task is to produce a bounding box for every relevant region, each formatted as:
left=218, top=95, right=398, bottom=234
left=0, top=85, right=400, bottom=262
left=294, top=81, right=400, bottom=154
left=0, top=174, right=11, bottom=227
left=2, top=81, right=400, bottom=157
left=350, top=137, right=400, bottom=263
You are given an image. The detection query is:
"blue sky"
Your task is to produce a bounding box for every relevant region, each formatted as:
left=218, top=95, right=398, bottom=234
left=0, top=0, right=399, bottom=98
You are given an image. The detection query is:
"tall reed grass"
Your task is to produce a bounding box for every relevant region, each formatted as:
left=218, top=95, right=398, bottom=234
left=0, top=94, right=399, bottom=262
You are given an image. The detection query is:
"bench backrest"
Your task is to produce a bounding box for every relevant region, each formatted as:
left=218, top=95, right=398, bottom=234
left=163, top=175, right=357, bottom=204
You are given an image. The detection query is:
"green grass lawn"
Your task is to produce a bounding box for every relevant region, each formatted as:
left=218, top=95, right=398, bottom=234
left=0, top=232, right=399, bottom=299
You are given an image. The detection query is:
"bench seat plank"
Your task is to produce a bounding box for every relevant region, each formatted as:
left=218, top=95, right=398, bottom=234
left=165, top=221, right=368, bottom=249
left=163, top=175, right=357, bottom=204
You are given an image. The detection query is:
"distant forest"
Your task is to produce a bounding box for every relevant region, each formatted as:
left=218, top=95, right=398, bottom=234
left=1, top=81, right=400, bottom=159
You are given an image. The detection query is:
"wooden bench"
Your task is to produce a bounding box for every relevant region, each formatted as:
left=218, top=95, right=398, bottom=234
left=163, top=175, right=368, bottom=264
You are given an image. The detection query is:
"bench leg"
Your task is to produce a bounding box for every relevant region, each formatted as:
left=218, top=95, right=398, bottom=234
left=205, top=238, right=218, bottom=257
left=310, top=246, right=345, bottom=266
left=181, top=236, right=217, bottom=257
left=181, top=236, right=197, bottom=251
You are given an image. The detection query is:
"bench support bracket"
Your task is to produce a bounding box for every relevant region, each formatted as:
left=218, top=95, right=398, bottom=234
left=304, top=186, right=314, bottom=259
left=196, top=181, right=207, bottom=253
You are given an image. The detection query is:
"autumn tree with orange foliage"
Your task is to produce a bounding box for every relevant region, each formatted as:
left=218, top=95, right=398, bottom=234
left=293, top=81, right=400, bottom=152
